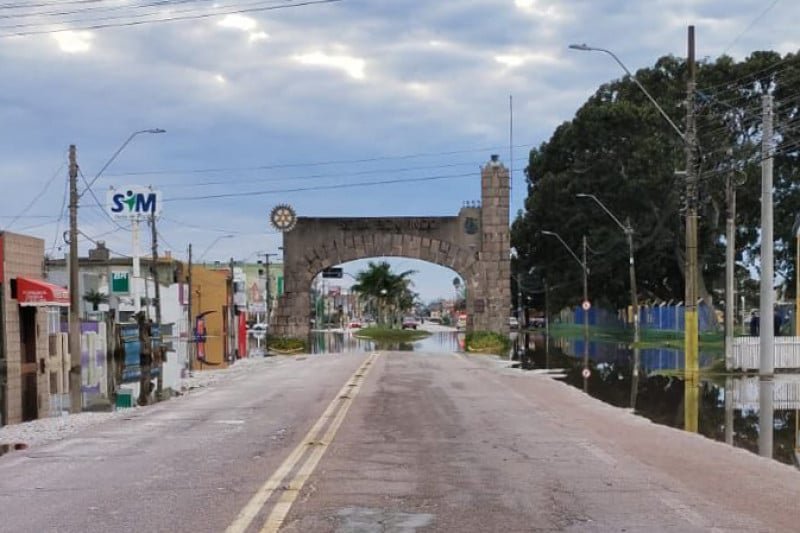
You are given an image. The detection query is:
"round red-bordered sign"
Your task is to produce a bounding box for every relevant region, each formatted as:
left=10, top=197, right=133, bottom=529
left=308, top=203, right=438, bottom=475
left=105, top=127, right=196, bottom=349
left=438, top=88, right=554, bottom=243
left=582, top=368, right=591, bottom=379
left=582, top=300, right=591, bottom=311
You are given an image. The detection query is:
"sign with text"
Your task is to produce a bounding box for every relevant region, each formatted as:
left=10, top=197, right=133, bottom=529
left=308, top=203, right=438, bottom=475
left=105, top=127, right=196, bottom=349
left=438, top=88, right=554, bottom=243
left=111, top=271, right=130, bottom=294
left=106, top=186, right=162, bottom=219
left=322, top=267, right=343, bottom=279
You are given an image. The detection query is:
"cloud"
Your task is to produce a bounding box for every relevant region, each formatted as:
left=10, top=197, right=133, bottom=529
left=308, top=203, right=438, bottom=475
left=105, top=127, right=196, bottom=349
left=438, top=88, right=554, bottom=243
left=292, top=51, right=366, bottom=80
left=218, top=14, right=258, bottom=32
left=52, top=31, right=93, bottom=53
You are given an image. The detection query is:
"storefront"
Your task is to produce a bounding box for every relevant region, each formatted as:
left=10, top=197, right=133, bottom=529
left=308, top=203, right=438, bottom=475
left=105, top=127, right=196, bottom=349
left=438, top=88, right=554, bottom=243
left=0, top=232, right=70, bottom=426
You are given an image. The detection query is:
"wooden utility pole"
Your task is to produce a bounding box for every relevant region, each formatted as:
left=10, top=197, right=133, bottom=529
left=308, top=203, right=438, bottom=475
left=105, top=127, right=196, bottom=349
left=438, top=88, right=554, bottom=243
left=68, top=145, right=82, bottom=413
left=150, top=214, right=163, bottom=398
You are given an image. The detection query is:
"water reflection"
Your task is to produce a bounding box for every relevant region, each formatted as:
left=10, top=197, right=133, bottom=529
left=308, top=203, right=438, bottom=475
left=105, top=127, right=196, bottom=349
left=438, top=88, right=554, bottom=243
left=513, top=333, right=800, bottom=467
left=309, top=330, right=464, bottom=354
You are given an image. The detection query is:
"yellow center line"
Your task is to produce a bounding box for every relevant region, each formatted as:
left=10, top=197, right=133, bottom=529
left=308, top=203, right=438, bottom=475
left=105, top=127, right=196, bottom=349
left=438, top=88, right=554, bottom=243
left=258, top=352, right=377, bottom=532
left=225, top=353, right=380, bottom=533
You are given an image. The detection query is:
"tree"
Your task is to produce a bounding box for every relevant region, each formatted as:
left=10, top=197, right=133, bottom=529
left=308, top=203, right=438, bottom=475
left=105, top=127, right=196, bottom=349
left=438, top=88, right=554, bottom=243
left=512, top=50, right=800, bottom=314
left=83, top=289, right=109, bottom=312
left=351, top=261, right=417, bottom=326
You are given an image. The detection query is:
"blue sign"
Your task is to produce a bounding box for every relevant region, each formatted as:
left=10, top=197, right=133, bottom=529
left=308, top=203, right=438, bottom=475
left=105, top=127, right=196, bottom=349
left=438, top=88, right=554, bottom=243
left=107, top=186, right=162, bottom=219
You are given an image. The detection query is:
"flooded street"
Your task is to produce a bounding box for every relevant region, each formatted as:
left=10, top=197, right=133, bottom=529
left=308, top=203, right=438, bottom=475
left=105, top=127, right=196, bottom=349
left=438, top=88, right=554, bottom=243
left=308, top=329, right=464, bottom=354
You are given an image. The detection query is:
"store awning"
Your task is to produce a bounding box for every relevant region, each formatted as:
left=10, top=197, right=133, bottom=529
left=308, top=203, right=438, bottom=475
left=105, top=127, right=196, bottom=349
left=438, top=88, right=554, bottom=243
left=16, top=277, right=70, bottom=307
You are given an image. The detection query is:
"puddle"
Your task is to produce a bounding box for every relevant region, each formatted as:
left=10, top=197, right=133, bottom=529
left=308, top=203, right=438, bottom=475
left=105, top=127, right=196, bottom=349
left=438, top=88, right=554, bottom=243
left=309, top=330, right=464, bottom=354
left=512, top=332, right=800, bottom=468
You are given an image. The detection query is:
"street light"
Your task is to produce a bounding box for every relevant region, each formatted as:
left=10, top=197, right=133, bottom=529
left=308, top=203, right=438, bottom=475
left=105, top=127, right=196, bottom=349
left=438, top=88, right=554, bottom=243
left=576, top=193, right=640, bottom=345
left=570, top=36, right=702, bottom=386
left=80, top=129, right=167, bottom=195
left=542, top=230, right=590, bottom=391
left=68, top=128, right=165, bottom=414
left=568, top=44, right=685, bottom=142
left=198, top=234, right=234, bottom=262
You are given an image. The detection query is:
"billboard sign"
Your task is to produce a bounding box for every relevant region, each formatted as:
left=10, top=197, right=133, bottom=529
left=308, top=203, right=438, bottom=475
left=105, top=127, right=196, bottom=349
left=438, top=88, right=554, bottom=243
left=107, top=186, right=162, bottom=219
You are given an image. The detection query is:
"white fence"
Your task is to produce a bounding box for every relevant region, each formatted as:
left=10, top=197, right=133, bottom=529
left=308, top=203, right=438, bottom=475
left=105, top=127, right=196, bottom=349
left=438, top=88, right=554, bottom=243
left=730, top=336, right=800, bottom=370
left=732, top=374, right=800, bottom=410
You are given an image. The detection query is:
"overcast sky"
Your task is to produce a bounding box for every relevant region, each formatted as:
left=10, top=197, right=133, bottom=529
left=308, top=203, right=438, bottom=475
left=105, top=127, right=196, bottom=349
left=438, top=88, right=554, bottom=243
left=1, top=0, right=797, bottom=302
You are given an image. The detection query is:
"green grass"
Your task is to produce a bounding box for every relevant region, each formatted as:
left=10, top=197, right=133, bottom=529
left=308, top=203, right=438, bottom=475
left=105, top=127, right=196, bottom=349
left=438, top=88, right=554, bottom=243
left=465, top=331, right=510, bottom=355
left=355, top=327, right=430, bottom=342
left=267, top=337, right=307, bottom=353
left=547, top=323, right=724, bottom=352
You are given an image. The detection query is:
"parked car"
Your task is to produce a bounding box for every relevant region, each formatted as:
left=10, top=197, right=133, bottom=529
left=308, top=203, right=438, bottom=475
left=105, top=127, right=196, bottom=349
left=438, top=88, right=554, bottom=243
left=509, top=316, right=519, bottom=329
left=348, top=320, right=362, bottom=329
left=402, top=316, right=419, bottom=330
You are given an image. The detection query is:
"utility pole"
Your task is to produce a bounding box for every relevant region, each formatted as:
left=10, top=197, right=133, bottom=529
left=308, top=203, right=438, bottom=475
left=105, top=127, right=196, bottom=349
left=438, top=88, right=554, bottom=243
left=725, top=169, right=737, bottom=367
left=229, top=257, right=235, bottom=364
left=760, top=94, right=775, bottom=376
left=582, top=235, right=589, bottom=393
left=68, top=145, right=82, bottom=414
left=186, top=243, right=193, bottom=374
left=684, top=25, right=699, bottom=381
left=150, top=214, right=163, bottom=398
left=625, top=218, right=640, bottom=345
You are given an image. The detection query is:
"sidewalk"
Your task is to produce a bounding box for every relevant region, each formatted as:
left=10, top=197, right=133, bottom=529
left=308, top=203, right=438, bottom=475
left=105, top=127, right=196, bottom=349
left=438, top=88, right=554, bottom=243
left=0, top=356, right=273, bottom=449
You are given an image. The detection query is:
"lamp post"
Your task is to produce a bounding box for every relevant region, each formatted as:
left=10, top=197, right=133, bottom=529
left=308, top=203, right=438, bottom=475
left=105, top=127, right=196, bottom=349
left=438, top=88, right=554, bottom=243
left=68, top=128, right=164, bottom=414
left=569, top=32, right=700, bottom=385
left=568, top=45, right=685, bottom=141
left=576, top=193, right=639, bottom=345
left=542, top=230, right=590, bottom=390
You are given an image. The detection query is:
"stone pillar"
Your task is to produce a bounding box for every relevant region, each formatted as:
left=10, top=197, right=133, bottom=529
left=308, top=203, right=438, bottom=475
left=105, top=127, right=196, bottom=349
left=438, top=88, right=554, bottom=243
left=472, top=155, right=510, bottom=334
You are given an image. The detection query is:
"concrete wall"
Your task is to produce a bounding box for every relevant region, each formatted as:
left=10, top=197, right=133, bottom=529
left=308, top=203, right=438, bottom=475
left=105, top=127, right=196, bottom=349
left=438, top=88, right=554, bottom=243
left=272, top=156, right=510, bottom=338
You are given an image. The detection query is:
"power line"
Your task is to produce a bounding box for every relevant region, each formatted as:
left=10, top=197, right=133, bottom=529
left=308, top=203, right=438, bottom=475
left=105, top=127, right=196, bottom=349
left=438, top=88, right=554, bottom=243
left=105, top=143, right=534, bottom=178
left=3, top=155, right=65, bottom=231
left=156, top=171, right=477, bottom=203
left=721, top=0, right=782, bottom=57
left=153, top=157, right=530, bottom=189
left=0, top=0, right=343, bottom=37
left=79, top=168, right=132, bottom=232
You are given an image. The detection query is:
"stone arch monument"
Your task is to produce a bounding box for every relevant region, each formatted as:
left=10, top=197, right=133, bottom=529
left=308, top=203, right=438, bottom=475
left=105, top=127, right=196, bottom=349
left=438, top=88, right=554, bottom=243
left=271, top=155, right=510, bottom=338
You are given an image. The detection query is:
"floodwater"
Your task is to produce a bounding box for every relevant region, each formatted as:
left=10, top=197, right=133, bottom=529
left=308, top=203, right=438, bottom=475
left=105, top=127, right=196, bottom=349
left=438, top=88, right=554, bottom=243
left=512, top=332, right=800, bottom=468
left=309, top=329, right=464, bottom=354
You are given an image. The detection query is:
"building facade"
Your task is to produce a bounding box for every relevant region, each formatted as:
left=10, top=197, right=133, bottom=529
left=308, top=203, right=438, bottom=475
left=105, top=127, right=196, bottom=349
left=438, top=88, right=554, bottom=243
left=1, top=232, right=70, bottom=426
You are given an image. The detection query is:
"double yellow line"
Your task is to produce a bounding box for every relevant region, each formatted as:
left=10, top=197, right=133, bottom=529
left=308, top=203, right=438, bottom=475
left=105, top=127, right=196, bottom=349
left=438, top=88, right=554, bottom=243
left=226, top=352, right=380, bottom=533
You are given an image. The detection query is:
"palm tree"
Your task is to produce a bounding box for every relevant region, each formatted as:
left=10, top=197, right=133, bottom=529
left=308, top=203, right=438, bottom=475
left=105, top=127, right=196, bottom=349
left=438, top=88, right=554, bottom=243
left=83, top=289, right=109, bottom=311
left=351, top=261, right=416, bottom=327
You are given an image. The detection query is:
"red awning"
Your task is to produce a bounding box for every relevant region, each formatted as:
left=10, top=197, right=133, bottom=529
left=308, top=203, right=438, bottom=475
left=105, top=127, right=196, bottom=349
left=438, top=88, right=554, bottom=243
left=16, top=277, right=70, bottom=307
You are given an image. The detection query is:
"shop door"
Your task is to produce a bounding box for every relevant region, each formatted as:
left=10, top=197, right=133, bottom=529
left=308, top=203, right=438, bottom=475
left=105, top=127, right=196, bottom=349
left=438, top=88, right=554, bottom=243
left=20, top=306, right=38, bottom=421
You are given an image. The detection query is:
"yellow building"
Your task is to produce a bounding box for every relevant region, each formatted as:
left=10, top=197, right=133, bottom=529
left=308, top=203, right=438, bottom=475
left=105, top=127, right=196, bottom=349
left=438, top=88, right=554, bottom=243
left=189, top=266, right=231, bottom=370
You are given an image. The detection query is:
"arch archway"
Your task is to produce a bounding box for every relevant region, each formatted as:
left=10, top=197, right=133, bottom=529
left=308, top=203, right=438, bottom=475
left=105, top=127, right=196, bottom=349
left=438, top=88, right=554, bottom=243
left=271, top=157, right=510, bottom=338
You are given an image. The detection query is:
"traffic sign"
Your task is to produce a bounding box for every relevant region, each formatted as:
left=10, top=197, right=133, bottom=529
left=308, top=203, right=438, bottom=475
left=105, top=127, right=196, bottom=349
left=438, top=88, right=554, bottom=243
left=322, top=267, right=343, bottom=279
left=582, top=368, right=591, bottom=379
left=582, top=300, right=591, bottom=311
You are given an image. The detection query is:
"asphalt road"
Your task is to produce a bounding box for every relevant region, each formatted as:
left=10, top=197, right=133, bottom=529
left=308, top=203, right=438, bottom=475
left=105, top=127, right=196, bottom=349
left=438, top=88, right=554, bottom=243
left=1, top=349, right=799, bottom=532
